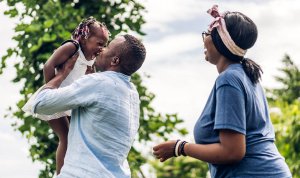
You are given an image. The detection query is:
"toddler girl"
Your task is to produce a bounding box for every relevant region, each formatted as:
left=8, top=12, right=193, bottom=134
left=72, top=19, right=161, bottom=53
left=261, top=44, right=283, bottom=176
left=22, top=17, right=110, bottom=175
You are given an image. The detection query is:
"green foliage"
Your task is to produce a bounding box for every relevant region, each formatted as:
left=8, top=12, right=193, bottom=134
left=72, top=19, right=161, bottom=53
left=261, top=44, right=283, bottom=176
left=131, top=74, right=208, bottom=177
left=267, top=54, right=300, bottom=104
left=270, top=101, right=300, bottom=177
left=151, top=157, right=208, bottom=178
left=267, top=55, right=300, bottom=177
left=1, top=0, right=188, bottom=177
left=130, top=73, right=188, bottom=177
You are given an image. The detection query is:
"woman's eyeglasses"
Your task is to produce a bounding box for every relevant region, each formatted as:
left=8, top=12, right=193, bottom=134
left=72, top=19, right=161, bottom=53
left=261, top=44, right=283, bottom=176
left=202, top=31, right=211, bottom=41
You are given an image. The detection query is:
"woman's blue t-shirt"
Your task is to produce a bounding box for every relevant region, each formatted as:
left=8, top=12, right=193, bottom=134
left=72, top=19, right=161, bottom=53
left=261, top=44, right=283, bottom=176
left=194, top=63, right=291, bottom=178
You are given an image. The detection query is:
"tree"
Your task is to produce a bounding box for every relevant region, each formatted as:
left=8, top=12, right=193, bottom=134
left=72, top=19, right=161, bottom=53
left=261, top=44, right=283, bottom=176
left=0, top=0, right=187, bottom=177
left=270, top=101, right=300, bottom=178
left=267, top=54, right=300, bottom=104
left=267, top=55, right=300, bottom=177
left=129, top=74, right=188, bottom=178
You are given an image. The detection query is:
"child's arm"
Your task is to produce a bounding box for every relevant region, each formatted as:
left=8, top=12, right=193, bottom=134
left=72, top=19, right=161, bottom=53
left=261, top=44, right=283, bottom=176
left=43, top=42, right=78, bottom=83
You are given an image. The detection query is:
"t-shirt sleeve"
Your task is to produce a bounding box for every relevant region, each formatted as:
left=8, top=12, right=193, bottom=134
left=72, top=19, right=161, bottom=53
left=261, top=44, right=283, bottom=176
left=214, top=84, right=246, bottom=135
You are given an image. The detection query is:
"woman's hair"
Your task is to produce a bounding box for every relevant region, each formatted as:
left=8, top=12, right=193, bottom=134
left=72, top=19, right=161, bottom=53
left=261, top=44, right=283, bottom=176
left=211, top=11, right=263, bottom=84
left=71, top=17, right=110, bottom=41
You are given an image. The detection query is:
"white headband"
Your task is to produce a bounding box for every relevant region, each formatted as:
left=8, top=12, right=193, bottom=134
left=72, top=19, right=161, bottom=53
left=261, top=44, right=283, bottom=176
left=207, top=5, right=246, bottom=57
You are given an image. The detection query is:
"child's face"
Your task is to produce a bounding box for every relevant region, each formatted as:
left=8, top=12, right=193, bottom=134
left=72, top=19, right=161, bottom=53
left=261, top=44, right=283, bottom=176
left=82, top=24, right=109, bottom=59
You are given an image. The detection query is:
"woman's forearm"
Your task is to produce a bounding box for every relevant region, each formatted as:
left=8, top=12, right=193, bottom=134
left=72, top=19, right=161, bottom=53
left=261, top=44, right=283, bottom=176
left=184, top=142, right=244, bottom=164
left=186, top=130, right=245, bottom=164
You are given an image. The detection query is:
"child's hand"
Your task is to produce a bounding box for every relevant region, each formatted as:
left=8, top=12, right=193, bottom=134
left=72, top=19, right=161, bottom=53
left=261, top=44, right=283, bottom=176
left=57, top=52, right=79, bottom=77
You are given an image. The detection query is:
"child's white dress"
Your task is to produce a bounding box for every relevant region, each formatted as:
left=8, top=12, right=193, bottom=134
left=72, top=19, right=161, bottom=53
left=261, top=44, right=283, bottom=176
left=22, top=46, right=95, bottom=121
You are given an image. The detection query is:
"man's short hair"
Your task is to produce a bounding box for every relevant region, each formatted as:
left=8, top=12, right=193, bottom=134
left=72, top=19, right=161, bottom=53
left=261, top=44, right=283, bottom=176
left=119, top=34, right=146, bottom=76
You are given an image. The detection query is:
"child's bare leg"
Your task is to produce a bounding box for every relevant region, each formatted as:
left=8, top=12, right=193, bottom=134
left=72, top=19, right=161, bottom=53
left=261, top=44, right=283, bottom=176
left=48, top=117, right=69, bottom=175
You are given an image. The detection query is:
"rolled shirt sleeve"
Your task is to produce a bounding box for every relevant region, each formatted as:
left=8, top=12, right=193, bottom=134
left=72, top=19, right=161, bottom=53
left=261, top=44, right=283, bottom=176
left=33, top=75, right=96, bottom=115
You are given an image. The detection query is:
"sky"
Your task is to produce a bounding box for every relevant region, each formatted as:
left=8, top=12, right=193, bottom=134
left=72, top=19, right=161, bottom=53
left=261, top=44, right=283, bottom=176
left=1, top=0, right=300, bottom=177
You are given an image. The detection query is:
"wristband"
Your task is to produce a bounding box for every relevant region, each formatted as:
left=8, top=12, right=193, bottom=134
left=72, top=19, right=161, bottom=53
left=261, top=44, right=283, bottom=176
left=173, top=140, right=180, bottom=157
left=175, top=140, right=182, bottom=157
left=179, top=141, right=188, bottom=156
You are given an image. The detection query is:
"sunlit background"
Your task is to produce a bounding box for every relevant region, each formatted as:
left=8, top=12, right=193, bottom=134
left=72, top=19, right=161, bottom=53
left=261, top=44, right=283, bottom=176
left=1, top=0, right=300, bottom=177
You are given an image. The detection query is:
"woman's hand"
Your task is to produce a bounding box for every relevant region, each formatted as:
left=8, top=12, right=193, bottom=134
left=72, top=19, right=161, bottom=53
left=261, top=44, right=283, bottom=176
left=153, top=140, right=177, bottom=162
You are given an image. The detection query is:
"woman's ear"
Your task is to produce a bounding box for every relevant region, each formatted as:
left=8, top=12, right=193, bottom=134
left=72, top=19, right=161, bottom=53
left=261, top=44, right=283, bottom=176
left=111, top=56, right=120, bottom=66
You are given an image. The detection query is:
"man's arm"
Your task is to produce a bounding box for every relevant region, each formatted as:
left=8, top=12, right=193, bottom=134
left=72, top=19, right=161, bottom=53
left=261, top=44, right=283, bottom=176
left=33, top=53, right=85, bottom=115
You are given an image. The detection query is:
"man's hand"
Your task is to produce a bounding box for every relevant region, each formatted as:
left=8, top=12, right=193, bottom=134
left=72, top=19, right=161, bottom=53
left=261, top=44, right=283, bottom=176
left=56, top=52, right=79, bottom=77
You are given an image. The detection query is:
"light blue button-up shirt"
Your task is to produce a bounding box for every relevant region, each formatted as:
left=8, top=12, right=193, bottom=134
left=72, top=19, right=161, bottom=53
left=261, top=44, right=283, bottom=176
left=33, top=71, right=140, bottom=178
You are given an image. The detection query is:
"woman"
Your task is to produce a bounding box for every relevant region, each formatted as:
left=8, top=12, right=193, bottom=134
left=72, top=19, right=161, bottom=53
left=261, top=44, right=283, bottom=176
left=153, top=5, right=291, bottom=178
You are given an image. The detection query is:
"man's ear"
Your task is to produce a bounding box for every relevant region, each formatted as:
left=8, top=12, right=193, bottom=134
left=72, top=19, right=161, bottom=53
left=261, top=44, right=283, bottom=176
left=111, top=56, right=120, bottom=66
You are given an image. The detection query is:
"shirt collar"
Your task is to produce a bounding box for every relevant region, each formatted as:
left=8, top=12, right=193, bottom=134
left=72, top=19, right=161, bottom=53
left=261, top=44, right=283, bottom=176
left=102, top=71, right=131, bottom=82
left=228, top=63, right=242, bottom=69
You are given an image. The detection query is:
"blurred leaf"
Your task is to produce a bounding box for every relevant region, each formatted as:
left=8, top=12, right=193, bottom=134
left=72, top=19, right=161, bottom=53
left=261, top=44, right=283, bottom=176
left=43, top=19, right=54, bottom=28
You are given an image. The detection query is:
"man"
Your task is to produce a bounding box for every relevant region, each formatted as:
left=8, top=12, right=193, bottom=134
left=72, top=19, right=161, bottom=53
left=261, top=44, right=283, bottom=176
left=33, top=34, right=146, bottom=178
